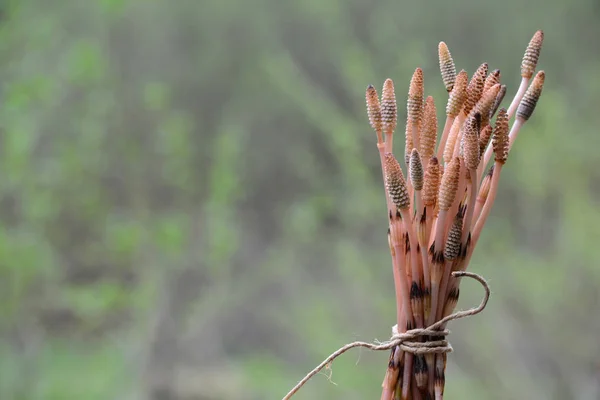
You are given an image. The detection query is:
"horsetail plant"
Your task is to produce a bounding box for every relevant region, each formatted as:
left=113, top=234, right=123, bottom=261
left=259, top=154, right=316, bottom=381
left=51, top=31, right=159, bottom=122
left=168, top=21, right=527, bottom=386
left=283, top=30, right=545, bottom=400
left=368, top=30, right=545, bottom=400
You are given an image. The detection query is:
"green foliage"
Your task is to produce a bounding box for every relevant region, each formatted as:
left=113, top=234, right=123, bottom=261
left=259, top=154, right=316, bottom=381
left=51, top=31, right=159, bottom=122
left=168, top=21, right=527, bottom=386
left=0, top=0, right=598, bottom=399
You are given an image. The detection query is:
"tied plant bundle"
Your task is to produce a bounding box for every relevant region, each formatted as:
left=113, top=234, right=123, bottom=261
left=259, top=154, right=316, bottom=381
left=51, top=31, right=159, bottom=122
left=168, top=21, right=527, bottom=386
left=284, top=30, right=545, bottom=400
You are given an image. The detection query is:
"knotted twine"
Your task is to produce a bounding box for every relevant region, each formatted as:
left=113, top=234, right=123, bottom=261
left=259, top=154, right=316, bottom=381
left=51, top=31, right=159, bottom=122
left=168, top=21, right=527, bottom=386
left=282, top=271, right=490, bottom=399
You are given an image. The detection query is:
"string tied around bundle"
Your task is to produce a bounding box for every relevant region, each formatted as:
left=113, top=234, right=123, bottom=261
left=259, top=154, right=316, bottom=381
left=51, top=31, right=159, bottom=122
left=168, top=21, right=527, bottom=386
left=282, top=271, right=490, bottom=400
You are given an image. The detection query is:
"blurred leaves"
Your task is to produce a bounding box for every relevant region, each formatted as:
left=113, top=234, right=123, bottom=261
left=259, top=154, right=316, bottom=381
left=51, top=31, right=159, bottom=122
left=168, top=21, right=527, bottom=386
left=0, top=0, right=598, bottom=399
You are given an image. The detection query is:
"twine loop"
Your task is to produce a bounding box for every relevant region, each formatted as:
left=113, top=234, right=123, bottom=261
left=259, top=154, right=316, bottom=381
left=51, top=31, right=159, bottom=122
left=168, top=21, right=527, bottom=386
left=389, top=325, right=452, bottom=355
left=282, top=271, right=490, bottom=400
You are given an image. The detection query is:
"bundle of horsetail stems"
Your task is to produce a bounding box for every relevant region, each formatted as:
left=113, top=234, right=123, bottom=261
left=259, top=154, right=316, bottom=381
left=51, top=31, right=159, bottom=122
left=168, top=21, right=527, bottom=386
left=368, top=30, right=544, bottom=400
left=283, top=30, right=544, bottom=400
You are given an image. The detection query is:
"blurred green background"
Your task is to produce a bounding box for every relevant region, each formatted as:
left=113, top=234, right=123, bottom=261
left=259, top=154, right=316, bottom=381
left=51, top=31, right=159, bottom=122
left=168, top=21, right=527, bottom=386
left=0, top=0, right=599, bottom=399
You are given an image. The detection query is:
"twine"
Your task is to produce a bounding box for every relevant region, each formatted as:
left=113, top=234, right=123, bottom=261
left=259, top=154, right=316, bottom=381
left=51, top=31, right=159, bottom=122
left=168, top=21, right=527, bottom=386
left=282, top=271, right=490, bottom=400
